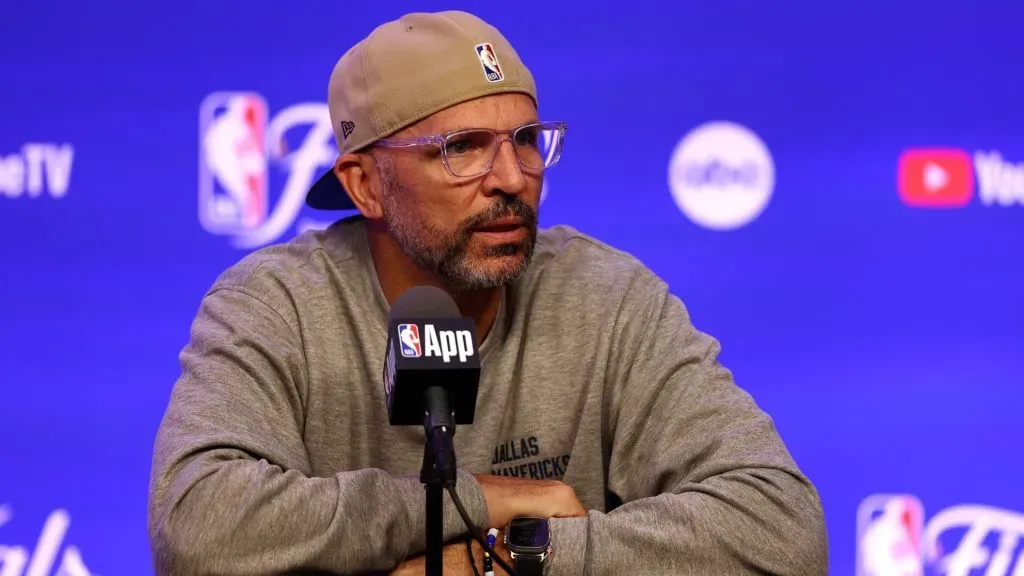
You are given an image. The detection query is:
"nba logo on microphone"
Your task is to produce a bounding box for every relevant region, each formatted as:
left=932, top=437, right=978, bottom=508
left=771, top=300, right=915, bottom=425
left=856, top=494, right=925, bottom=576
left=398, top=324, right=422, bottom=358
left=198, top=92, right=270, bottom=234
left=475, top=43, right=504, bottom=83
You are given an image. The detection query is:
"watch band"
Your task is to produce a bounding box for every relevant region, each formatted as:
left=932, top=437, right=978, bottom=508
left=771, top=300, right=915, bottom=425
left=513, top=553, right=545, bottom=576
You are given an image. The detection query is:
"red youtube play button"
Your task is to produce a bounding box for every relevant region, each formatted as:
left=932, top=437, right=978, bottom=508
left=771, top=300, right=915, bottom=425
left=898, top=148, right=975, bottom=208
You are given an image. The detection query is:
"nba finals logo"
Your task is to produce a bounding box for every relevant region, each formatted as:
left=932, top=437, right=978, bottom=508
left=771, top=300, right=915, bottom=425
left=475, top=43, right=504, bottom=83
left=857, top=494, right=1024, bottom=576
left=0, top=504, right=97, bottom=575
left=198, top=91, right=338, bottom=250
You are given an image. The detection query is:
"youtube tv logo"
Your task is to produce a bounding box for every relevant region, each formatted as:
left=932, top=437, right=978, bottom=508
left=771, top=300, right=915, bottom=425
left=898, top=148, right=975, bottom=208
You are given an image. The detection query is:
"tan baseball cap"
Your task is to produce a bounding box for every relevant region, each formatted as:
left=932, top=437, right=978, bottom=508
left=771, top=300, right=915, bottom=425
left=305, top=10, right=539, bottom=211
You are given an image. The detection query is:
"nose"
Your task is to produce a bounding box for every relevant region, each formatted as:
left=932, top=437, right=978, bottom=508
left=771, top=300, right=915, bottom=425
left=482, top=136, right=527, bottom=197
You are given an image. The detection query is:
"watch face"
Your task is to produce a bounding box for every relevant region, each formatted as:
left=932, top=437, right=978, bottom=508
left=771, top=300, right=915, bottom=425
left=507, top=517, right=550, bottom=550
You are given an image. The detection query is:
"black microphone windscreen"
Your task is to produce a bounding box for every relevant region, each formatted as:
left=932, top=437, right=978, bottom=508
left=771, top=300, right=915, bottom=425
left=387, top=286, right=461, bottom=320
left=383, top=285, right=479, bottom=426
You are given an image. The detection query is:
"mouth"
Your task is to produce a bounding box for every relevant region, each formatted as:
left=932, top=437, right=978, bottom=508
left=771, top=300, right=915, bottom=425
left=472, top=217, right=528, bottom=244
left=474, top=217, right=525, bottom=233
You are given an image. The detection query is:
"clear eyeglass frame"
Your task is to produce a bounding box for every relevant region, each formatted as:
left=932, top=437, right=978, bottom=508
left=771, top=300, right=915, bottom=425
left=372, top=120, right=567, bottom=178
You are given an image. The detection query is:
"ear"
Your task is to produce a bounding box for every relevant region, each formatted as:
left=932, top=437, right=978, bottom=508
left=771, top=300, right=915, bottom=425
left=335, top=152, right=384, bottom=219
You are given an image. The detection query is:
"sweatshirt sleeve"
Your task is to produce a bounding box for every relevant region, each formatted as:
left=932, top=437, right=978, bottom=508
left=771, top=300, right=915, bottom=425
left=544, top=271, right=829, bottom=575
left=147, top=285, right=488, bottom=576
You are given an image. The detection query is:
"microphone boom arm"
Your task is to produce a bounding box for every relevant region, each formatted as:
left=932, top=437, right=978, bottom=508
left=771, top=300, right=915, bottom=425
left=421, top=384, right=457, bottom=576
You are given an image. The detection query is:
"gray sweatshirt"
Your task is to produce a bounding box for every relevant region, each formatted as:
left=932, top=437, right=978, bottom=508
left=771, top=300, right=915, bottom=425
left=148, top=216, right=828, bottom=575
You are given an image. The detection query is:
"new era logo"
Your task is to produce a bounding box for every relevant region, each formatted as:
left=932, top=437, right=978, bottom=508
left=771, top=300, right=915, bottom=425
left=475, top=43, right=504, bottom=83
left=340, top=121, right=355, bottom=140
left=898, top=148, right=974, bottom=208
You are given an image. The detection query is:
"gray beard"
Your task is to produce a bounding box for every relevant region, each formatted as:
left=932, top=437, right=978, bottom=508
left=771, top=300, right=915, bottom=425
left=378, top=168, right=538, bottom=292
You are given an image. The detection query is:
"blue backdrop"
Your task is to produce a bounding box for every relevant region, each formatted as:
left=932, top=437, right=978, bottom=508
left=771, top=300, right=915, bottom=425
left=2, top=1, right=1022, bottom=574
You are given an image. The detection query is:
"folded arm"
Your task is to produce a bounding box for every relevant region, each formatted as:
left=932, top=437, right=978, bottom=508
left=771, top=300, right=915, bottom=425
left=546, top=272, right=828, bottom=575
left=147, top=286, right=487, bottom=575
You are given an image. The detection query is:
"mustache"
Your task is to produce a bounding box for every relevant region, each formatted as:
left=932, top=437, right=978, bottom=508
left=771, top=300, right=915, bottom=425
left=461, top=196, right=537, bottom=231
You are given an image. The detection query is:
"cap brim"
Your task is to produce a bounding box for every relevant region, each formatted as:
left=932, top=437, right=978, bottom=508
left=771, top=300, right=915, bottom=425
left=306, top=168, right=357, bottom=211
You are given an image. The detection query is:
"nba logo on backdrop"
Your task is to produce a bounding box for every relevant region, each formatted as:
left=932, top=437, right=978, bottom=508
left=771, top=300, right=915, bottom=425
left=198, top=92, right=269, bottom=233
left=898, top=148, right=974, bottom=208
left=856, top=494, right=925, bottom=576
left=475, top=43, right=504, bottom=82
left=398, top=324, right=422, bottom=357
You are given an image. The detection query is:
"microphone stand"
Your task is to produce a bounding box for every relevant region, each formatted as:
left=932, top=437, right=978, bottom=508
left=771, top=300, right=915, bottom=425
left=421, top=386, right=457, bottom=576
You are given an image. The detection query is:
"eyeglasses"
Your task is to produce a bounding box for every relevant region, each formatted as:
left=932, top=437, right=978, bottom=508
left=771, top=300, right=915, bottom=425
left=373, top=121, right=567, bottom=178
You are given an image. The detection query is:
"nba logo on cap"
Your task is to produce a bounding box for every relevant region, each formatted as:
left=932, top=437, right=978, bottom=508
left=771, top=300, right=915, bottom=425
left=475, top=43, right=504, bottom=83
left=856, top=494, right=925, bottom=576
left=398, top=324, right=422, bottom=357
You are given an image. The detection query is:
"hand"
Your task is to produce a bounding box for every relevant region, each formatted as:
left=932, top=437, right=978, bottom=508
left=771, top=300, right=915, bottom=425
left=474, top=473, right=587, bottom=530
left=388, top=533, right=511, bottom=576
left=388, top=539, right=473, bottom=576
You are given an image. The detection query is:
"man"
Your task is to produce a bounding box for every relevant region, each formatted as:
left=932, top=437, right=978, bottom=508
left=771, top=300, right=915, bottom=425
left=148, top=10, right=829, bottom=576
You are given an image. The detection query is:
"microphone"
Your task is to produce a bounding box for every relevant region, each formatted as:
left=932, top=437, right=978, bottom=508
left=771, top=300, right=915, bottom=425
left=382, top=285, right=481, bottom=486
left=381, top=286, right=519, bottom=576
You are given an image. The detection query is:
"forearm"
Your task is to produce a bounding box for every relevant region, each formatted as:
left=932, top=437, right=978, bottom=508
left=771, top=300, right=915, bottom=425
left=149, top=448, right=488, bottom=575
left=546, top=468, right=828, bottom=576
left=585, top=273, right=828, bottom=574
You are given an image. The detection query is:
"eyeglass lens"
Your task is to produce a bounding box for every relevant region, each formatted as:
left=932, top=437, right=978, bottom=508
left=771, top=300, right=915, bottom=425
left=443, top=123, right=563, bottom=177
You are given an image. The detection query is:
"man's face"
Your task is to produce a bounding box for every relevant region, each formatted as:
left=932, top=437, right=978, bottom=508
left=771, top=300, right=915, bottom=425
left=373, top=93, right=543, bottom=291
